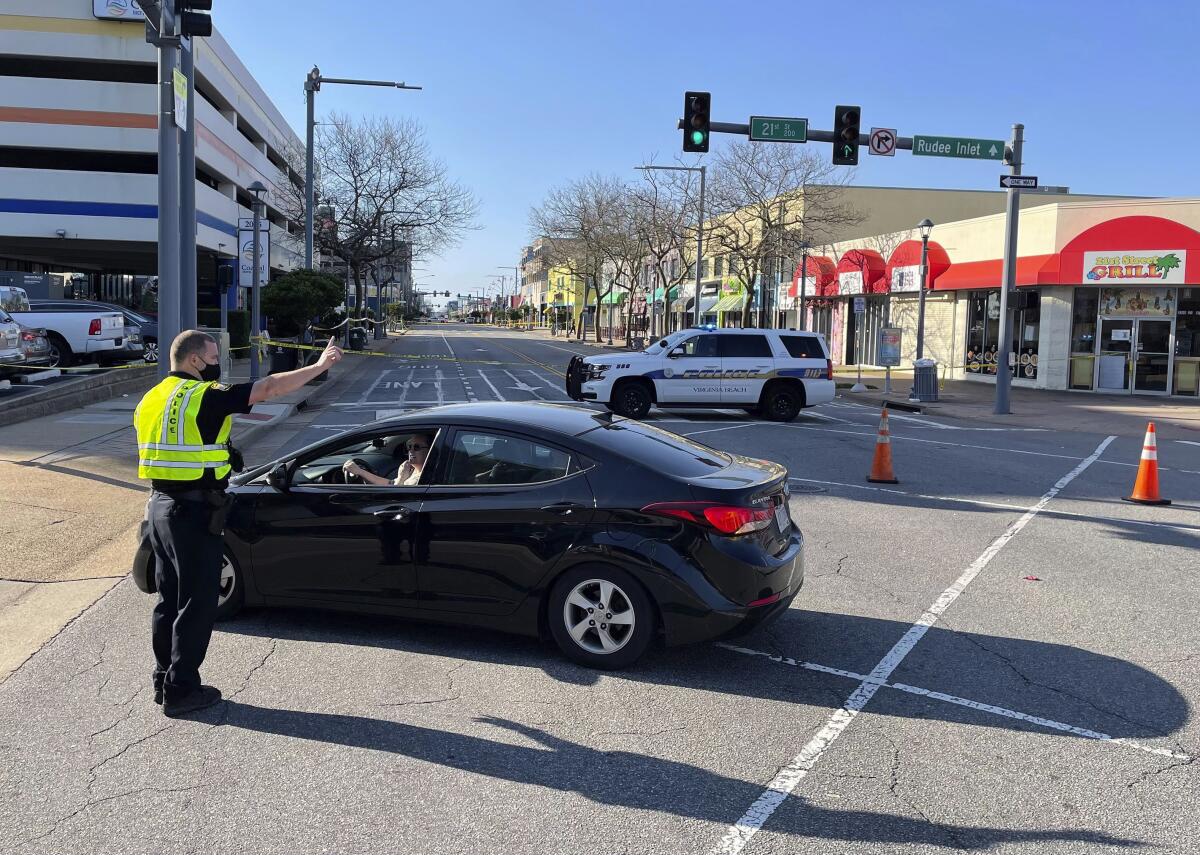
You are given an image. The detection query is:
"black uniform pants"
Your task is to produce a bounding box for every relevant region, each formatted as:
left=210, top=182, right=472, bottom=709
left=148, top=491, right=223, bottom=701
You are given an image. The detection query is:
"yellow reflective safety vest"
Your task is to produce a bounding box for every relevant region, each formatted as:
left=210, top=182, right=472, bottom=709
left=134, top=376, right=232, bottom=481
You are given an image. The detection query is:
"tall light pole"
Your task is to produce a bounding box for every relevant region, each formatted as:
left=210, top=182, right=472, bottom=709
left=498, top=264, right=523, bottom=327
left=303, top=67, right=422, bottom=270
left=248, top=180, right=267, bottom=381
left=796, top=242, right=811, bottom=331
left=217, top=242, right=228, bottom=335
left=636, top=163, right=706, bottom=329
left=909, top=218, right=935, bottom=402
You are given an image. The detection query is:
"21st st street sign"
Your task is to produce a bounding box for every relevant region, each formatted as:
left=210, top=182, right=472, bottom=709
left=749, top=117, right=808, bottom=143
left=912, top=135, right=1005, bottom=160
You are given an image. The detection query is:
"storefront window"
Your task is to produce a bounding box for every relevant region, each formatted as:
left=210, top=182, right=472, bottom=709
left=965, top=290, right=1038, bottom=379
left=1174, top=287, right=1200, bottom=396
left=965, top=291, right=1000, bottom=375
left=1070, top=289, right=1099, bottom=389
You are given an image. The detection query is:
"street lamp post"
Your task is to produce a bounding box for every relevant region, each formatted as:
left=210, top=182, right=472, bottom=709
left=217, top=242, right=228, bottom=335
left=497, top=265, right=524, bottom=328
left=635, top=163, right=706, bottom=330
left=248, top=181, right=267, bottom=382
left=797, top=243, right=811, bottom=331
left=909, top=218, right=935, bottom=402
left=303, top=67, right=422, bottom=270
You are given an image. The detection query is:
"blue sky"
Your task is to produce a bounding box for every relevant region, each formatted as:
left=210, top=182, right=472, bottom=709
left=216, top=0, right=1200, bottom=306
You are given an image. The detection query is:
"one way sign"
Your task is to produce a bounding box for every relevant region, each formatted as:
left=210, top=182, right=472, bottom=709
left=1000, top=175, right=1038, bottom=189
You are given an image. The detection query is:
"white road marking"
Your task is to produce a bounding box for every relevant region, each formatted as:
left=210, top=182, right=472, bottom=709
left=435, top=368, right=446, bottom=406
left=503, top=369, right=543, bottom=397
left=476, top=369, right=506, bottom=401
left=712, top=435, right=1117, bottom=855
left=783, top=422, right=1090, bottom=463
left=787, top=476, right=1200, bottom=533
left=680, top=424, right=758, bottom=438
left=1176, top=440, right=1200, bottom=447
left=531, top=341, right=594, bottom=357
left=716, top=644, right=1191, bottom=762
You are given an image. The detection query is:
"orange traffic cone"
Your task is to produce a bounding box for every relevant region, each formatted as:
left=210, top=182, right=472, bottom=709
left=867, top=407, right=899, bottom=484
left=1125, top=422, right=1170, bottom=505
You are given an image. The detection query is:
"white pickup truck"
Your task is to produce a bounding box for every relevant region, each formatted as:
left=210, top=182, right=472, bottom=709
left=0, top=286, right=125, bottom=367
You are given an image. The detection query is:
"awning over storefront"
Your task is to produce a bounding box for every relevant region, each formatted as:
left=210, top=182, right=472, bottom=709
left=713, top=294, right=746, bottom=312
left=836, top=249, right=887, bottom=295
left=886, top=240, right=951, bottom=292
left=1057, top=215, right=1200, bottom=284
left=791, top=256, right=837, bottom=297
left=934, top=254, right=1060, bottom=290
left=601, top=290, right=627, bottom=305
left=698, top=296, right=719, bottom=315
left=671, top=295, right=694, bottom=313
left=653, top=285, right=679, bottom=302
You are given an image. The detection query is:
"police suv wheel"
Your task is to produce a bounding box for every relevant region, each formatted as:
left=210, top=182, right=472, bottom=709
left=611, top=381, right=652, bottom=419
left=215, top=549, right=245, bottom=621
left=548, top=566, right=656, bottom=669
left=761, top=384, right=802, bottom=422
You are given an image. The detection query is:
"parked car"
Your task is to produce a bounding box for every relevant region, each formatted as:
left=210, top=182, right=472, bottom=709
left=132, top=402, right=803, bottom=669
left=29, top=299, right=151, bottom=364
left=16, top=322, right=52, bottom=367
left=0, top=287, right=124, bottom=368
left=566, top=327, right=836, bottom=421
left=0, top=307, right=25, bottom=374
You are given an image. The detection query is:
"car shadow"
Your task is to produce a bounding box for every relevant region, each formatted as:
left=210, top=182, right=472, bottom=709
left=221, top=606, right=1189, bottom=746
left=202, top=701, right=1142, bottom=849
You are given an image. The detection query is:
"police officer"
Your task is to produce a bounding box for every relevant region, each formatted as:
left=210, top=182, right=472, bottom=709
left=135, top=330, right=343, bottom=717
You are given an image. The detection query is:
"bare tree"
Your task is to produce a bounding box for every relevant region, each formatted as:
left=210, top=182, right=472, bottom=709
left=630, top=164, right=702, bottom=338
left=707, top=142, right=862, bottom=327
left=277, top=113, right=477, bottom=314
left=529, top=174, right=625, bottom=343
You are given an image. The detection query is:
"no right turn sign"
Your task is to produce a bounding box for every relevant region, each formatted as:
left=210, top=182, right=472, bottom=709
left=869, top=128, right=897, bottom=157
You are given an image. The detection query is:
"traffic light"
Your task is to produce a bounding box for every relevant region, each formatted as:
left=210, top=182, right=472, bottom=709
left=683, top=91, right=711, bottom=153
left=174, top=0, right=213, bottom=38
left=832, top=105, right=860, bottom=165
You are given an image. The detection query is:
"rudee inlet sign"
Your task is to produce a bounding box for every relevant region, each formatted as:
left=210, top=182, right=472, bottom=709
left=1083, top=251, right=1186, bottom=285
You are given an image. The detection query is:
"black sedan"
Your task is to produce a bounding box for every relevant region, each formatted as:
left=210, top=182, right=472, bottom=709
left=133, top=403, right=804, bottom=668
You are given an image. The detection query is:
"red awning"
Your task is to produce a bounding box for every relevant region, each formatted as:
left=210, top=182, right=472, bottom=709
left=836, top=249, right=887, bottom=294
left=934, top=254, right=1060, bottom=291
left=791, top=256, right=836, bottom=297
left=1057, top=215, right=1200, bottom=283
left=886, top=240, right=951, bottom=289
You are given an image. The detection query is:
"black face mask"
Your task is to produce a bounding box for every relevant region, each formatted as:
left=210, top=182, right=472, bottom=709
left=199, top=361, right=221, bottom=382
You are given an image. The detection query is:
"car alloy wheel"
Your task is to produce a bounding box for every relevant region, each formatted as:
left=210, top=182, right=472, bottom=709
left=143, top=340, right=158, bottom=364
left=215, top=550, right=245, bottom=621
left=762, top=386, right=801, bottom=422
left=614, top=381, right=651, bottom=419
left=562, top=578, right=636, bottom=655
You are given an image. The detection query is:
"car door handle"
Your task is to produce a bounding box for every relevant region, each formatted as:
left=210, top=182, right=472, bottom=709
left=540, top=502, right=584, bottom=516
left=373, top=506, right=412, bottom=521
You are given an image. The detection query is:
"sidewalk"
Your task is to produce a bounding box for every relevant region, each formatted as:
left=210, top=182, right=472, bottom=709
left=837, top=367, right=1200, bottom=438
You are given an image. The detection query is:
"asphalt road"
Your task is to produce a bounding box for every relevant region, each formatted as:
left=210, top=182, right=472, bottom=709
left=1, top=323, right=1196, bottom=854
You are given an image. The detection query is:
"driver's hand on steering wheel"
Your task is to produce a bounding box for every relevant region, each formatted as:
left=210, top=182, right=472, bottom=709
left=341, top=460, right=362, bottom=479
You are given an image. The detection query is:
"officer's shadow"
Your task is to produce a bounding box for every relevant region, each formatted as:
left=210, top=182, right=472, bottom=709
left=212, top=701, right=1141, bottom=849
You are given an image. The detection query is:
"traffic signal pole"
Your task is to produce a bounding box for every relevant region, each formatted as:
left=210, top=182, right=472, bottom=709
left=179, top=36, right=197, bottom=330
left=994, top=124, right=1024, bottom=415
left=155, top=3, right=180, bottom=378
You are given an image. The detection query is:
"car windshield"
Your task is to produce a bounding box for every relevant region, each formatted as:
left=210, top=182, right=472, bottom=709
left=642, top=330, right=690, bottom=354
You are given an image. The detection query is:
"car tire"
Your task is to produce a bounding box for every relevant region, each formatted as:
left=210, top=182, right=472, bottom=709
left=215, top=549, right=245, bottom=622
left=46, top=333, right=73, bottom=368
left=760, top=383, right=803, bottom=422
left=610, top=380, right=652, bottom=419
left=143, top=338, right=158, bottom=364
left=548, top=565, right=656, bottom=669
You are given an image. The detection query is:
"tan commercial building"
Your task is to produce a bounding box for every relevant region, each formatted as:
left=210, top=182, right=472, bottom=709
left=805, top=197, right=1200, bottom=398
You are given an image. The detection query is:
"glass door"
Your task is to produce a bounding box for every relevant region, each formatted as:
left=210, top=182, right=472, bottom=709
left=1095, top=319, right=1133, bottom=392
left=1133, top=319, right=1173, bottom=394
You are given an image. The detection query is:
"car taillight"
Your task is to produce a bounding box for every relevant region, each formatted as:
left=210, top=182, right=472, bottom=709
left=825, top=358, right=833, bottom=381
left=21, top=331, right=35, bottom=341
left=641, top=502, right=773, bottom=536
left=88, top=318, right=101, bottom=335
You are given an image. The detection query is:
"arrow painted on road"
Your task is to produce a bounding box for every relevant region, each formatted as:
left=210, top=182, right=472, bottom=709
left=508, top=379, right=539, bottom=392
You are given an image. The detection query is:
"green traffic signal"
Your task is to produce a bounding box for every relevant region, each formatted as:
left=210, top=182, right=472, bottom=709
left=691, top=130, right=706, bottom=146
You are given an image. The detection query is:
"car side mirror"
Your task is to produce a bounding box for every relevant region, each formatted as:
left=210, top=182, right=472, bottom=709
left=267, top=462, right=290, bottom=491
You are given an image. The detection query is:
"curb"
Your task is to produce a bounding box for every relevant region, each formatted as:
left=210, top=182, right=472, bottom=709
left=0, top=366, right=158, bottom=428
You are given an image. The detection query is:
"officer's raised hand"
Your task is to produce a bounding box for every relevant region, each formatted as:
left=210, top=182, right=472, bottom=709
left=317, top=336, right=344, bottom=369
left=249, top=335, right=347, bottom=404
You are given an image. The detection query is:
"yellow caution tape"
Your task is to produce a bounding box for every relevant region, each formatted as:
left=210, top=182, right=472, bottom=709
left=252, top=337, right=503, bottom=366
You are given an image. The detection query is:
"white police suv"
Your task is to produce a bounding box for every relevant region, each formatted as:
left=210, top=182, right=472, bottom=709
left=565, top=327, right=835, bottom=421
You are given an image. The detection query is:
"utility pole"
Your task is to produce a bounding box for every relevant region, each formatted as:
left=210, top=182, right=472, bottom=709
left=994, top=124, right=1024, bottom=415
left=153, top=1, right=180, bottom=378
left=303, top=68, right=422, bottom=270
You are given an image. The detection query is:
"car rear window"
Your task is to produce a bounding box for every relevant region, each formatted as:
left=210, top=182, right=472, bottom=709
left=780, top=335, right=827, bottom=359
left=719, top=334, right=772, bottom=358
left=589, top=419, right=730, bottom=477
